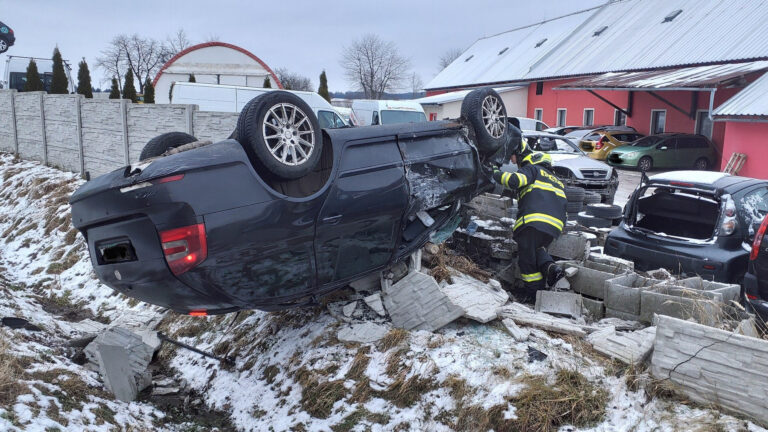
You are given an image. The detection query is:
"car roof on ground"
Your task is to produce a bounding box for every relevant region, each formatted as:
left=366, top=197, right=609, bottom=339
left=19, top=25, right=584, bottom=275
left=649, top=170, right=766, bottom=191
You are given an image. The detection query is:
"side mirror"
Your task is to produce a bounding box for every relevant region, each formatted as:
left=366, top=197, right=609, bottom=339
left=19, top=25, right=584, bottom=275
left=659, top=146, right=668, bottom=150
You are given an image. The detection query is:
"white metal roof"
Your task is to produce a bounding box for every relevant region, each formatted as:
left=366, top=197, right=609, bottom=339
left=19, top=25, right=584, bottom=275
left=424, top=7, right=598, bottom=90
left=426, top=0, right=768, bottom=90
left=414, top=86, right=524, bottom=105
left=713, top=71, right=768, bottom=117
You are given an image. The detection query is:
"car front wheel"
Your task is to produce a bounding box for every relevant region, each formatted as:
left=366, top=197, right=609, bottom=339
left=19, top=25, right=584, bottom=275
left=0, top=39, right=7, bottom=53
left=694, top=157, right=709, bottom=170
left=638, top=156, right=653, bottom=172
left=460, top=88, right=508, bottom=154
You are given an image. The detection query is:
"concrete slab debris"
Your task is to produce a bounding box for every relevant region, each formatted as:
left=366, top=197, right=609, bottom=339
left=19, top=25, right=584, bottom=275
left=588, top=252, right=634, bottom=272
left=564, top=261, right=627, bottom=300
left=735, top=319, right=759, bottom=338
left=152, top=386, right=182, bottom=396
left=363, top=293, right=387, bottom=317
left=67, top=319, right=108, bottom=336
left=651, top=315, right=768, bottom=426
left=551, top=277, right=571, bottom=291
left=548, top=232, right=590, bottom=261
left=343, top=301, right=358, bottom=317
left=659, top=277, right=741, bottom=304
left=497, top=303, right=587, bottom=337
left=581, top=297, right=605, bottom=320
left=337, top=322, right=391, bottom=344
left=587, top=325, right=656, bottom=365
left=535, top=291, right=582, bottom=318
left=85, top=327, right=155, bottom=401
left=639, top=286, right=725, bottom=325
left=604, top=274, right=661, bottom=316
left=646, top=268, right=674, bottom=281
left=565, top=267, right=579, bottom=278
left=605, top=307, right=642, bottom=322
left=440, top=275, right=509, bottom=323
left=382, top=271, right=464, bottom=331
left=501, top=318, right=531, bottom=342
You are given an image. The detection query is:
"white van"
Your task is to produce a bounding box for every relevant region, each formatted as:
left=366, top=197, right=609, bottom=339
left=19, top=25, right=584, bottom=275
left=351, top=99, right=427, bottom=126
left=170, top=82, right=348, bottom=129
left=3, top=55, right=74, bottom=93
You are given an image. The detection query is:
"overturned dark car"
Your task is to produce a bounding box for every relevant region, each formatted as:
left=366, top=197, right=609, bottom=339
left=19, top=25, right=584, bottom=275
left=70, top=89, right=516, bottom=315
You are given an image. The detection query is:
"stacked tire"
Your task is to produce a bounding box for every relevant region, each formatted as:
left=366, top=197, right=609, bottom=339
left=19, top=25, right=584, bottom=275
left=565, top=186, right=585, bottom=221
left=577, top=203, right=622, bottom=229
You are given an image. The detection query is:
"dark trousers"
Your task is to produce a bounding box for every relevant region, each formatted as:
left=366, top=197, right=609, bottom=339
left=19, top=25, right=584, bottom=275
left=514, top=226, right=556, bottom=298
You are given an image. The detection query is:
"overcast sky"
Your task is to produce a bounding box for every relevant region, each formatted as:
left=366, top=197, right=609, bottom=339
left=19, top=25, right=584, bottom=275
left=1, top=0, right=604, bottom=92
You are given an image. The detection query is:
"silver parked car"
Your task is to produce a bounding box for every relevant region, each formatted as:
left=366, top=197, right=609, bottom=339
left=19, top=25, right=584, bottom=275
left=497, top=132, right=619, bottom=203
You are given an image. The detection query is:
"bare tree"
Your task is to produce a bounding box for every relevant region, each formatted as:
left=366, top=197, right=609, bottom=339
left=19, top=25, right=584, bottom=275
left=96, top=35, right=128, bottom=92
left=340, top=34, right=410, bottom=99
left=410, top=73, right=423, bottom=97
left=275, top=67, right=313, bottom=91
left=164, top=29, right=191, bottom=61
left=438, top=47, right=464, bottom=70
left=98, top=33, right=179, bottom=94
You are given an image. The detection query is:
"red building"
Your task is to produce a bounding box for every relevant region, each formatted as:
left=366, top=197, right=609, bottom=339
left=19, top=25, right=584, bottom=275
left=424, top=0, right=768, bottom=177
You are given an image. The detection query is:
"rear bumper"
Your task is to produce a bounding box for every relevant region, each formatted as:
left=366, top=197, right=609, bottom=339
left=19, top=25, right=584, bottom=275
left=744, top=271, right=768, bottom=321
left=604, top=225, right=747, bottom=283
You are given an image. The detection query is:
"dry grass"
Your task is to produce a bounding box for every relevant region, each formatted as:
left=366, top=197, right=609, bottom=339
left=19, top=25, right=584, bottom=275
left=376, top=370, right=436, bottom=408
left=0, top=335, right=30, bottom=407
left=427, top=244, right=491, bottom=283
left=345, top=346, right=371, bottom=381
left=510, top=369, right=609, bottom=432
left=297, top=368, right=347, bottom=419
left=385, top=347, right=409, bottom=376
left=378, top=328, right=409, bottom=351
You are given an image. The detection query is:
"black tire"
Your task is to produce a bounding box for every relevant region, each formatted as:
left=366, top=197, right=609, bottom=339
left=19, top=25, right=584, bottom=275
left=139, top=132, right=197, bottom=161
left=577, top=212, right=612, bottom=228
left=238, top=91, right=323, bottom=180
left=460, top=88, right=508, bottom=154
left=586, top=203, right=622, bottom=219
left=638, top=156, right=653, bottom=172
left=566, top=201, right=584, bottom=213
left=565, top=186, right=585, bottom=202
left=567, top=212, right=580, bottom=220
left=583, top=191, right=601, bottom=204
left=694, top=157, right=709, bottom=170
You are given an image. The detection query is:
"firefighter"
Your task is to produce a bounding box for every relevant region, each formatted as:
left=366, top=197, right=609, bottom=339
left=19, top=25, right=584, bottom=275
left=493, top=141, right=567, bottom=299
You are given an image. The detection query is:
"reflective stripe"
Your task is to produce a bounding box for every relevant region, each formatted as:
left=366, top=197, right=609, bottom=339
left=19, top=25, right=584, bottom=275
left=514, top=212, right=565, bottom=232
left=515, top=172, right=528, bottom=187
left=501, top=172, right=512, bottom=188
left=521, top=272, right=543, bottom=282
left=519, top=180, right=566, bottom=200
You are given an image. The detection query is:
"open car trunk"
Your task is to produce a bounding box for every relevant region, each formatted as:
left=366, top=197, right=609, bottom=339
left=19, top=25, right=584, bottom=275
left=634, top=189, right=720, bottom=240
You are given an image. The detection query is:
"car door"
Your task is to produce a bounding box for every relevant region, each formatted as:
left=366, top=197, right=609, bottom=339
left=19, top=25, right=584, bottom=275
left=674, top=137, right=697, bottom=168
left=314, top=133, right=408, bottom=285
left=654, top=138, right=676, bottom=168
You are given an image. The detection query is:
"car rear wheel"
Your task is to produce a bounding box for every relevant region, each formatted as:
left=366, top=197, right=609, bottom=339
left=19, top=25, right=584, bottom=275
left=638, top=156, right=653, bottom=172
left=694, top=157, right=709, bottom=170
left=238, top=91, right=323, bottom=180
left=139, top=132, right=198, bottom=161
left=460, top=88, right=508, bottom=154
left=0, top=39, right=8, bottom=54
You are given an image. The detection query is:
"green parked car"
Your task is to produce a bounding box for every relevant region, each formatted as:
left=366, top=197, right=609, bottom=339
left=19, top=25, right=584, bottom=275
left=606, top=133, right=717, bottom=171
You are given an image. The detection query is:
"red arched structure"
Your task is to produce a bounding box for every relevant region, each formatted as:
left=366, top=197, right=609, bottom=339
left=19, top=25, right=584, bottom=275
left=152, top=41, right=283, bottom=89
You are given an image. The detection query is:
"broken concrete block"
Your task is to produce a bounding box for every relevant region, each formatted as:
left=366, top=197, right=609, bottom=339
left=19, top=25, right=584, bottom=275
left=735, top=319, right=759, bottom=338
left=551, top=277, right=571, bottom=291
left=548, top=232, right=589, bottom=261
left=98, top=345, right=141, bottom=402
left=535, top=291, right=582, bottom=318
left=86, top=327, right=155, bottom=401
left=350, top=272, right=381, bottom=292
left=382, top=271, right=464, bottom=331
left=497, top=303, right=586, bottom=337
left=605, top=307, right=642, bottom=322
left=604, top=274, right=661, bottom=316
left=588, top=252, right=634, bottom=272
left=565, top=267, right=579, bottom=278
left=501, top=318, right=530, bottom=342
left=639, top=288, right=724, bottom=325
left=581, top=297, right=605, bottom=320
left=587, top=326, right=656, bottom=365
left=363, top=293, right=387, bottom=317
left=67, top=319, right=108, bottom=336
left=441, top=275, right=509, bottom=323
left=132, top=329, right=162, bottom=353
left=659, top=277, right=741, bottom=305
left=651, top=315, right=768, bottom=426
left=564, top=261, right=627, bottom=300
left=646, top=268, right=674, bottom=281
left=343, top=301, right=358, bottom=317
left=337, top=322, right=391, bottom=344
left=153, top=386, right=181, bottom=396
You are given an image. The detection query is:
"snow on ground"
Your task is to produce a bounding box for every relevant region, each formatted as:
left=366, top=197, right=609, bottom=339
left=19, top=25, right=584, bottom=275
left=0, top=152, right=765, bottom=431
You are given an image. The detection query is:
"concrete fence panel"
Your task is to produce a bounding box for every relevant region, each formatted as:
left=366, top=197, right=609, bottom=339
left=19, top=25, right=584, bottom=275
left=43, top=94, right=82, bottom=172
left=126, top=104, right=191, bottom=164
left=81, top=99, right=128, bottom=178
left=14, top=92, right=46, bottom=163
left=192, top=111, right=238, bottom=143
left=0, top=90, right=16, bottom=153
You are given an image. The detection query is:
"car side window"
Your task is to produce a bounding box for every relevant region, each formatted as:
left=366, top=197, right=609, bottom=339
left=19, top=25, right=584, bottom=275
left=332, top=113, right=346, bottom=128
left=372, top=111, right=380, bottom=125
left=317, top=111, right=335, bottom=129
left=740, top=187, right=768, bottom=228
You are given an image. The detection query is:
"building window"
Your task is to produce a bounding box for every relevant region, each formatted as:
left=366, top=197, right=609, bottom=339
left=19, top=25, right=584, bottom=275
left=534, top=108, right=543, bottom=121
left=650, top=110, right=666, bottom=134
left=557, top=109, right=567, bottom=127
left=614, top=109, right=627, bottom=126
left=695, top=110, right=713, bottom=139
left=583, top=109, right=594, bottom=127
left=535, top=81, right=543, bottom=95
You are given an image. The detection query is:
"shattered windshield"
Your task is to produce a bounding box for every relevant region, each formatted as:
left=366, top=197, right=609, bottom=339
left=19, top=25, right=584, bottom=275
left=740, top=187, right=768, bottom=233
left=525, top=136, right=582, bottom=154
left=380, top=110, right=427, bottom=124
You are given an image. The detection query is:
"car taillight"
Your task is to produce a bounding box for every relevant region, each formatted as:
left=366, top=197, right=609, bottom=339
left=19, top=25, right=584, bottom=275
left=160, top=223, right=207, bottom=275
left=595, top=136, right=608, bottom=150
left=750, top=215, right=768, bottom=260
left=718, top=194, right=738, bottom=237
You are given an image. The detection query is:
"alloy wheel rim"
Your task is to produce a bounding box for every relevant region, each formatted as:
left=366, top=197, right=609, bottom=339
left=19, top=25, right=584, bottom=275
left=262, top=103, right=314, bottom=166
left=0, top=40, right=6, bottom=51
left=481, top=95, right=506, bottom=138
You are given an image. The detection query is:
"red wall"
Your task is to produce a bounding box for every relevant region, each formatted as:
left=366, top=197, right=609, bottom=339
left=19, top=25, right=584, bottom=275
left=720, top=122, right=768, bottom=179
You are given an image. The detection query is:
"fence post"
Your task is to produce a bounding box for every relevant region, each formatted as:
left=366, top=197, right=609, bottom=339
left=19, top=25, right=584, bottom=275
left=75, top=95, right=85, bottom=175
left=185, top=104, right=195, bottom=136
left=39, top=92, right=48, bottom=165
left=121, top=100, right=130, bottom=165
left=10, top=90, right=18, bottom=155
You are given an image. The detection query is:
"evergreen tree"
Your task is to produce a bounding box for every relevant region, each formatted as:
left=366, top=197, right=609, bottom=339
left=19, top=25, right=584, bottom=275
left=263, top=76, right=271, bottom=88
left=318, top=70, right=330, bottom=102
left=143, top=78, right=155, bottom=104
left=109, top=78, right=120, bottom=99
left=188, top=74, right=196, bottom=83
left=122, top=69, right=137, bottom=103
left=23, top=59, right=44, bottom=92
left=50, top=47, right=69, bottom=94
left=76, top=58, right=93, bottom=98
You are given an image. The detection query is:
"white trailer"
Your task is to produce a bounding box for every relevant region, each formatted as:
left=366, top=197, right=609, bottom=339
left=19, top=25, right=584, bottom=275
left=3, top=55, right=74, bottom=93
